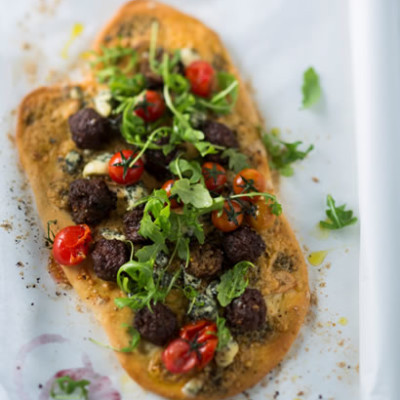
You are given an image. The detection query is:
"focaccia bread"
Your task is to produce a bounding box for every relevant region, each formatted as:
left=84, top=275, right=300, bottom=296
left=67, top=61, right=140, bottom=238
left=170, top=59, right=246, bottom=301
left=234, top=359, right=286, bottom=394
left=16, top=1, right=309, bottom=399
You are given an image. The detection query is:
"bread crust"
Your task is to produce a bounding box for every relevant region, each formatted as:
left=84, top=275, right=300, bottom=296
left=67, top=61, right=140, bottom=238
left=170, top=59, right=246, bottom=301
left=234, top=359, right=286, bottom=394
left=16, top=2, right=310, bottom=399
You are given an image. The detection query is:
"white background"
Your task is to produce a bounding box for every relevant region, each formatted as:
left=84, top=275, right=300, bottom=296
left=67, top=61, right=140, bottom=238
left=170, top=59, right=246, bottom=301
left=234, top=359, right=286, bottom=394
left=0, top=1, right=362, bottom=399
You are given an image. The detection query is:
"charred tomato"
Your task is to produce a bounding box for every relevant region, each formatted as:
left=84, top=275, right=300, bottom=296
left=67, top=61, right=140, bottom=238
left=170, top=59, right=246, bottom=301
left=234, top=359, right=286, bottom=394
left=212, top=200, right=244, bottom=232
left=162, top=320, right=218, bottom=374
left=185, top=60, right=215, bottom=98
left=52, top=224, right=92, bottom=266
left=202, top=162, right=227, bottom=193
left=108, top=150, right=144, bottom=185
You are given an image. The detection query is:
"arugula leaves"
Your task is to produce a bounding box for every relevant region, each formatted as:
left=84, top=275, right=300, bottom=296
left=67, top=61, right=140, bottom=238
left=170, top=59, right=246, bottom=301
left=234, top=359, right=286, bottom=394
left=50, top=375, right=90, bottom=400
left=169, top=157, right=203, bottom=183
left=302, top=67, right=321, bottom=109
left=262, top=129, right=313, bottom=177
left=216, top=316, right=233, bottom=351
left=217, top=261, right=254, bottom=307
left=320, top=195, right=358, bottom=230
left=89, top=325, right=141, bottom=353
left=221, top=148, right=250, bottom=173
left=171, top=179, right=213, bottom=208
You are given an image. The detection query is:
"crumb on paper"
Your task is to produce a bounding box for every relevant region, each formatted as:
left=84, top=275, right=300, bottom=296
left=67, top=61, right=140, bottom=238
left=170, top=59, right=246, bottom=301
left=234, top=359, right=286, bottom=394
left=312, top=176, right=320, bottom=183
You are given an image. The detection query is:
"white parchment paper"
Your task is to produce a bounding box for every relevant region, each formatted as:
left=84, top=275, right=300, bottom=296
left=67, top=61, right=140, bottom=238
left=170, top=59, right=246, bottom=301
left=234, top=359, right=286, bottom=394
left=0, top=1, right=360, bottom=399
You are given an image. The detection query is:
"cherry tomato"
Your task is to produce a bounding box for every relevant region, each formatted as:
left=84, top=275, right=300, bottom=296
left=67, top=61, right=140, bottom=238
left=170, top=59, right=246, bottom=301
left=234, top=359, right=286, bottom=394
left=247, top=198, right=276, bottom=231
left=161, top=339, right=198, bottom=374
left=134, top=90, right=166, bottom=122
left=212, top=200, right=244, bottom=232
left=108, top=150, right=144, bottom=185
left=185, top=60, right=215, bottom=98
left=52, top=224, right=92, bottom=266
left=161, top=179, right=181, bottom=209
left=202, top=162, right=227, bottom=193
left=162, top=320, right=218, bottom=374
left=233, top=168, right=266, bottom=202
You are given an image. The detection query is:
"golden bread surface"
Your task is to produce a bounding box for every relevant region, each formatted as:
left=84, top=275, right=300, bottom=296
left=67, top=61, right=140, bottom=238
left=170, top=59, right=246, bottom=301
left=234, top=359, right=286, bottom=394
left=16, top=1, right=309, bottom=399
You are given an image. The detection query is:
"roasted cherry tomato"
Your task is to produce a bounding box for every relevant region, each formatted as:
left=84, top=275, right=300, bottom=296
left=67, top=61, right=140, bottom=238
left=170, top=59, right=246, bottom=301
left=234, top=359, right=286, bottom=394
left=162, top=320, right=218, bottom=374
left=108, top=150, right=144, bottom=185
left=233, top=168, right=266, bottom=202
left=202, top=162, right=227, bottom=193
left=185, top=60, right=215, bottom=98
left=161, top=179, right=181, bottom=209
left=212, top=200, right=244, bottom=232
left=134, top=90, right=166, bottom=122
left=52, top=224, right=92, bottom=266
left=247, top=198, right=276, bottom=231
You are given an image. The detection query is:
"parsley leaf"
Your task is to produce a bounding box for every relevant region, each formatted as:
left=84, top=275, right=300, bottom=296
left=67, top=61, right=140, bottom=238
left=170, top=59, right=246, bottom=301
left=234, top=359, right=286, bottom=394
left=221, top=148, right=249, bottom=173
left=216, top=316, right=232, bottom=351
left=320, top=195, right=358, bottom=230
left=262, top=129, right=313, bottom=176
left=50, top=375, right=90, bottom=400
left=217, top=261, right=254, bottom=307
left=302, top=67, right=321, bottom=109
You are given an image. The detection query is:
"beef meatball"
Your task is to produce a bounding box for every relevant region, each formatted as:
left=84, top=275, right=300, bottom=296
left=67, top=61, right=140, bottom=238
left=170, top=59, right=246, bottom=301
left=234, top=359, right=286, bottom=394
left=225, top=288, right=266, bottom=331
left=134, top=302, right=178, bottom=346
left=91, top=239, right=129, bottom=281
left=144, top=136, right=177, bottom=180
left=222, top=225, right=266, bottom=264
left=202, top=121, right=239, bottom=164
left=69, top=178, right=116, bottom=225
left=187, top=243, right=223, bottom=279
left=123, top=207, right=148, bottom=244
left=68, top=108, right=111, bottom=149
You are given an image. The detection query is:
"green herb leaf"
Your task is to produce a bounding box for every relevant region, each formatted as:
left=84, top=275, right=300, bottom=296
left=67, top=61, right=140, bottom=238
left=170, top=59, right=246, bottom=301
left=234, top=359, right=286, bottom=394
left=217, top=261, right=255, bottom=307
left=169, top=158, right=203, bottom=183
left=319, top=195, right=358, bottom=230
left=262, top=129, right=313, bottom=176
left=90, top=325, right=140, bottom=353
left=45, top=219, right=57, bottom=249
left=302, top=67, right=321, bottom=109
left=221, top=148, right=249, bottom=173
left=216, top=316, right=232, bottom=351
left=50, top=375, right=90, bottom=400
left=197, top=72, right=239, bottom=115
left=171, top=179, right=213, bottom=208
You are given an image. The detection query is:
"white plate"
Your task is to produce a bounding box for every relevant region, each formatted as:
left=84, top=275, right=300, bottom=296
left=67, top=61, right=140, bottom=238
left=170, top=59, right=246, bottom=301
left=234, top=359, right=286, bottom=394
left=0, top=1, right=360, bottom=399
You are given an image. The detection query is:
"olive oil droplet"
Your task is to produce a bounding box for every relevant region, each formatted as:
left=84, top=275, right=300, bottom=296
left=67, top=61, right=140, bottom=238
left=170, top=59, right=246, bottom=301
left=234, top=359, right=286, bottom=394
left=308, top=250, right=328, bottom=266
left=338, top=317, right=348, bottom=326
left=61, top=23, right=84, bottom=59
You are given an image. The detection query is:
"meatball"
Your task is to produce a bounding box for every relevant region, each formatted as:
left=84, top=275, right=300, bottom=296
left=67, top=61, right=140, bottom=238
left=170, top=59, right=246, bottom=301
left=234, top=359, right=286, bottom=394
left=134, top=302, right=179, bottom=346
left=144, top=136, right=177, bottom=180
left=91, top=239, right=129, bottom=281
left=225, top=288, right=266, bottom=331
left=202, top=121, right=239, bottom=164
left=187, top=243, right=223, bottom=279
left=222, top=225, right=266, bottom=264
left=68, top=108, right=111, bottom=149
left=69, top=178, right=116, bottom=225
left=123, top=207, right=148, bottom=244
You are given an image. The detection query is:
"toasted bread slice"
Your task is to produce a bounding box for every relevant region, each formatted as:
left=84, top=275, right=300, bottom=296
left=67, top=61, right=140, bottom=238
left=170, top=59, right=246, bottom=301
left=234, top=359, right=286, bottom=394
left=16, top=1, right=309, bottom=399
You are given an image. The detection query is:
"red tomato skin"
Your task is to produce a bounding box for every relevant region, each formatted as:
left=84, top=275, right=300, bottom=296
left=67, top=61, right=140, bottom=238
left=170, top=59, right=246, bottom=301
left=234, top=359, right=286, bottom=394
left=233, top=168, right=266, bottom=202
left=52, top=224, right=92, bottom=266
left=134, top=90, right=166, bottom=122
left=161, top=179, right=181, bottom=209
left=212, top=200, right=244, bottom=232
left=185, top=61, right=215, bottom=98
left=162, top=320, right=218, bottom=374
left=201, top=162, right=227, bottom=193
left=180, top=321, right=218, bottom=369
left=161, top=339, right=198, bottom=374
left=108, top=150, right=144, bottom=186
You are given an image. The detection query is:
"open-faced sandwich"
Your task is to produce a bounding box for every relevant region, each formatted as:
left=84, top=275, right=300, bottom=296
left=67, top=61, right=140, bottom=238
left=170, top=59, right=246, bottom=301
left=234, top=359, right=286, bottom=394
left=16, top=1, right=310, bottom=399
